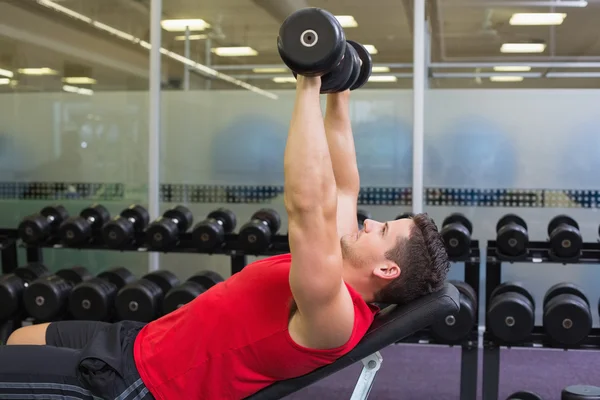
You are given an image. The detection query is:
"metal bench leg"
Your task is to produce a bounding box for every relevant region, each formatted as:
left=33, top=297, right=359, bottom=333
left=349, top=352, right=383, bottom=400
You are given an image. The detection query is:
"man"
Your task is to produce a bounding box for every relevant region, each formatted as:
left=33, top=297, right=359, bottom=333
left=3, top=76, right=450, bottom=400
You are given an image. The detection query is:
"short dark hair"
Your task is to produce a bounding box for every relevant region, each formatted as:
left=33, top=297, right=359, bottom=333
left=374, top=213, right=450, bottom=305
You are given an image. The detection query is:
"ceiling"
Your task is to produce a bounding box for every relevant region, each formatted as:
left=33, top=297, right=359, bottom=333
left=0, top=0, right=599, bottom=92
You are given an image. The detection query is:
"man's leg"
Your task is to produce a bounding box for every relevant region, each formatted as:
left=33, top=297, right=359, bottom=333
left=8, top=321, right=111, bottom=349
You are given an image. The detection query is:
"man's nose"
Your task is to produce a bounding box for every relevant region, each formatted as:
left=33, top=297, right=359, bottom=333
left=363, top=219, right=380, bottom=232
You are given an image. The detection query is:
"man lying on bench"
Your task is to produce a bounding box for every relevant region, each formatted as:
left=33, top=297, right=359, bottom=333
left=2, top=75, right=450, bottom=400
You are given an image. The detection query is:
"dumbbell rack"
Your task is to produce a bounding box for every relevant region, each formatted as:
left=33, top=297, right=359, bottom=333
left=0, top=229, right=18, bottom=275
left=401, top=240, right=481, bottom=400
left=482, top=240, right=600, bottom=400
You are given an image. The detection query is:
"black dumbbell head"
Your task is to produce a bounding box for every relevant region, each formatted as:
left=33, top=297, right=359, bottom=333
left=547, top=216, right=582, bottom=259
left=443, top=213, right=473, bottom=234
left=347, top=40, right=373, bottom=90
left=188, top=271, right=224, bottom=290
left=192, top=209, right=237, bottom=251
left=142, top=270, right=180, bottom=295
left=431, top=280, right=477, bottom=343
left=251, top=209, right=281, bottom=234
left=18, top=214, right=51, bottom=244
left=487, top=282, right=535, bottom=343
left=207, top=208, right=237, bottom=233
left=116, top=279, right=163, bottom=322
left=0, top=274, right=25, bottom=320
left=320, top=41, right=355, bottom=93
left=98, top=267, right=136, bottom=289
left=164, top=205, right=194, bottom=233
left=505, top=391, right=543, bottom=400
left=561, top=385, right=600, bottom=400
left=13, top=263, right=49, bottom=283
left=69, top=277, right=118, bottom=321
left=163, top=281, right=206, bottom=315
left=121, top=205, right=150, bottom=232
left=543, top=282, right=588, bottom=308
left=548, top=215, right=579, bottom=237
left=56, top=266, right=93, bottom=286
left=357, top=209, right=372, bottom=224
left=543, top=283, right=591, bottom=347
left=58, top=216, right=93, bottom=246
left=441, top=223, right=472, bottom=259
left=496, top=214, right=527, bottom=234
left=336, top=42, right=361, bottom=92
left=277, top=8, right=346, bottom=76
left=23, top=275, right=72, bottom=322
left=81, top=204, right=110, bottom=232
left=103, top=217, right=135, bottom=248
left=496, top=214, right=529, bottom=257
left=145, top=218, right=180, bottom=250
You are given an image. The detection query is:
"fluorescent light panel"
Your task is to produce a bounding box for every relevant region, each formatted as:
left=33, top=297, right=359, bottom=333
left=18, top=68, right=58, bottom=75
left=510, top=13, right=567, bottom=26
left=0, top=68, right=13, bottom=78
left=490, top=76, right=524, bottom=82
left=254, top=67, right=288, bottom=73
left=335, top=15, right=358, bottom=28
left=273, top=77, right=296, bottom=83
left=368, top=75, right=397, bottom=83
left=493, top=66, right=531, bottom=72
left=161, top=19, right=210, bottom=32
left=212, top=46, right=258, bottom=57
left=372, top=66, right=390, bottom=73
left=174, top=34, right=207, bottom=41
left=500, top=43, right=546, bottom=53
left=0, top=78, right=10, bottom=85
left=63, top=77, right=97, bottom=85
left=363, top=45, right=378, bottom=55
left=63, top=84, right=93, bottom=95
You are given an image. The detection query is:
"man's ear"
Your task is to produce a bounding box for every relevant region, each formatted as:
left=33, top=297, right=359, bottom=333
left=373, top=261, right=400, bottom=281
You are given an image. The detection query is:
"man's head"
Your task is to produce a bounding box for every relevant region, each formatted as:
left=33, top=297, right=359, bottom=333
left=341, top=213, right=450, bottom=305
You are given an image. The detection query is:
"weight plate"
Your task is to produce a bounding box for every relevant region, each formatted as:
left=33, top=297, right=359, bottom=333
left=497, top=223, right=529, bottom=257
left=347, top=40, right=372, bottom=91
left=320, top=42, right=354, bottom=93
left=23, top=275, right=71, bottom=322
left=18, top=215, right=50, bottom=244
left=163, top=282, right=206, bottom=315
left=145, top=218, right=179, bottom=250
left=505, top=390, right=543, bottom=400
left=239, top=222, right=272, bottom=253
left=116, top=280, right=161, bottom=322
left=488, top=292, right=535, bottom=343
left=41, top=205, right=69, bottom=225
left=192, top=221, right=225, bottom=251
left=395, top=212, right=414, bottom=220
left=336, top=41, right=361, bottom=92
left=490, top=282, right=536, bottom=310
left=81, top=204, right=110, bottom=231
left=561, top=385, right=600, bottom=400
left=56, top=266, right=92, bottom=285
left=188, top=271, right=224, bottom=290
left=450, top=280, right=477, bottom=310
left=543, top=282, right=589, bottom=308
left=431, top=280, right=477, bottom=343
left=442, top=213, right=473, bottom=235
left=58, top=216, right=92, bottom=246
left=69, top=278, right=117, bottom=321
left=548, top=215, right=579, bottom=237
left=549, top=225, right=582, bottom=259
left=441, top=223, right=471, bottom=258
left=207, top=208, right=237, bottom=233
left=544, top=293, right=592, bottom=346
left=13, top=263, right=49, bottom=283
left=277, top=8, right=346, bottom=76
left=164, top=205, right=194, bottom=233
left=98, top=267, right=136, bottom=289
left=122, top=205, right=150, bottom=231
left=252, top=208, right=281, bottom=234
left=0, top=274, right=24, bottom=320
left=496, top=214, right=528, bottom=234
left=143, top=270, right=180, bottom=295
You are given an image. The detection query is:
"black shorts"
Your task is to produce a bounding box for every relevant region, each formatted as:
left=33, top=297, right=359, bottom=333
left=0, top=320, right=154, bottom=400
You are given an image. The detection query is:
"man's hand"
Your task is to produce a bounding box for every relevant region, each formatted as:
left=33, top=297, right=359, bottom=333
left=324, top=90, right=360, bottom=238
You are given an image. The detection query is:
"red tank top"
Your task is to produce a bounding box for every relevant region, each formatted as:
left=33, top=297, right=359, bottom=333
left=133, top=253, right=379, bottom=400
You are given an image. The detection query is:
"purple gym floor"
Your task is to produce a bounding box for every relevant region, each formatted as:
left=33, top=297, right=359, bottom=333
left=284, top=344, right=600, bottom=400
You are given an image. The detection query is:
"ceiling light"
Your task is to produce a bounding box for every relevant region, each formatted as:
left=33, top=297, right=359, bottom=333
left=63, top=77, right=97, bottom=85
left=18, top=68, right=58, bottom=75
left=372, top=66, right=391, bottom=73
left=161, top=19, right=210, bottom=32
left=175, top=34, right=207, bottom=41
left=368, top=75, right=398, bottom=83
left=63, top=84, right=94, bottom=95
left=335, top=15, right=358, bottom=28
left=0, top=78, right=10, bottom=85
left=211, top=47, right=258, bottom=57
left=0, top=68, right=13, bottom=78
left=490, top=76, right=524, bottom=82
left=493, top=66, right=532, bottom=72
left=509, top=13, right=567, bottom=26
left=273, top=77, right=297, bottom=83
left=254, top=67, right=288, bottom=73
left=500, top=43, right=546, bottom=53
left=363, top=45, right=378, bottom=55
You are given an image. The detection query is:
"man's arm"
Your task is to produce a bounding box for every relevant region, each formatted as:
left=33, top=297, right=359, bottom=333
left=324, top=91, right=360, bottom=238
left=285, top=77, right=354, bottom=349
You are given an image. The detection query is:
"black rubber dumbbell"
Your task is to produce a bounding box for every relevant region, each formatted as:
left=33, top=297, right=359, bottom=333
left=238, top=209, right=281, bottom=253
left=431, top=280, right=477, bottom=344
left=506, top=391, right=543, bottom=400
left=496, top=214, right=529, bottom=257
left=543, top=282, right=592, bottom=347
left=441, top=213, right=473, bottom=258
left=561, top=385, right=600, bottom=400
left=278, top=8, right=372, bottom=93
left=145, top=205, right=194, bottom=250
left=192, top=208, right=237, bottom=252
left=69, top=267, right=136, bottom=321
left=23, top=266, right=93, bottom=322
left=18, top=205, right=69, bottom=244
left=102, top=204, right=150, bottom=249
left=395, top=212, right=414, bottom=220
left=0, top=263, right=49, bottom=320
left=58, top=204, right=110, bottom=247
left=163, top=271, right=224, bottom=315
left=357, top=209, right=372, bottom=230
left=115, top=270, right=180, bottom=322
left=547, top=215, right=583, bottom=259
left=487, top=282, right=535, bottom=344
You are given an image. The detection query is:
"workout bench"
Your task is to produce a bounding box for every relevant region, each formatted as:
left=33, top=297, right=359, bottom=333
left=246, top=282, right=460, bottom=400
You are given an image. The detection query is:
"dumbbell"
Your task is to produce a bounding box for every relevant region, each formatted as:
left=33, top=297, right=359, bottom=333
left=0, top=263, right=50, bottom=320
left=192, top=208, right=237, bottom=251
left=506, top=391, right=543, bottom=400
left=277, top=8, right=372, bottom=93
left=487, top=282, right=535, bottom=344
left=18, top=205, right=69, bottom=244
left=543, top=283, right=592, bottom=347
left=395, top=212, right=414, bottom=220
left=23, top=266, right=93, bottom=322
left=431, top=280, right=477, bottom=343
left=547, top=215, right=582, bottom=259
left=163, top=271, right=224, bottom=315
left=238, top=209, right=281, bottom=253
left=357, top=209, right=371, bottom=230
left=68, top=267, right=136, bottom=321
left=58, top=204, right=110, bottom=246
left=145, top=205, right=194, bottom=250
left=102, top=204, right=150, bottom=248
left=561, top=385, right=600, bottom=400
left=496, top=214, right=529, bottom=257
left=440, top=213, right=473, bottom=258
left=115, top=270, right=180, bottom=322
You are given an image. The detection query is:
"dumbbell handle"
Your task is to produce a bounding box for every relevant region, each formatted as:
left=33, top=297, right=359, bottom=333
left=83, top=215, right=97, bottom=224
left=252, top=219, right=269, bottom=228
left=45, top=214, right=57, bottom=223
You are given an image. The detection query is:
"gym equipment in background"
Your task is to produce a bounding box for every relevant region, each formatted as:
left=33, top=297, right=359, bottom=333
left=102, top=205, right=150, bottom=249
left=163, top=271, right=224, bottom=315
left=441, top=213, right=473, bottom=258
left=238, top=209, right=281, bottom=253
left=145, top=205, right=194, bottom=250
left=430, top=280, right=477, bottom=344
left=547, top=215, right=582, bottom=259
left=23, top=266, right=93, bottom=322
left=18, top=205, right=69, bottom=244
left=192, top=208, right=237, bottom=252
left=496, top=214, right=529, bottom=257
left=58, top=204, right=110, bottom=247
left=115, top=270, right=180, bottom=322
left=357, top=209, right=371, bottom=230
left=69, top=267, right=136, bottom=321
left=543, top=282, right=592, bottom=347
left=487, top=282, right=535, bottom=344
left=0, top=263, right=50, bottom=320
left=561, top=384, right=600, bottom=400
left=505, top=391, right=543, bottom=400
